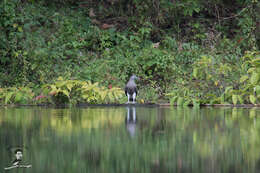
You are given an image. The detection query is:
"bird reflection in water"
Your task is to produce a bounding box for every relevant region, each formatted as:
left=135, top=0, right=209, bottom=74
left=125, top=106, right=137, bottom=137
left=4, top=148, right=31, bottom=170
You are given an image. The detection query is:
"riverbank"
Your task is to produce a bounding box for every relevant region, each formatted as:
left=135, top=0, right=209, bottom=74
left=1, top=103, right=260, bottom=108
left=0, top=0, right=259, bottom=105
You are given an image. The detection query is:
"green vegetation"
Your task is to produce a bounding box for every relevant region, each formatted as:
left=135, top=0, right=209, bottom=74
left=0, top=77, right=124, bottom=105
left=0, top=0, right=259, bottom=105
left=41, top=77, right=124, bottom=104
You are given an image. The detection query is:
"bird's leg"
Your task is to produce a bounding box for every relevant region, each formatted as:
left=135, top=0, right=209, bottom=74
left=132, top=92, right=136, bottom=104
left=126, top=93, right=130, bottom=104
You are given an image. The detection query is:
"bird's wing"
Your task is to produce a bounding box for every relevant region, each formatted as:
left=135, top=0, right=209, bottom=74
left=134, top=87, right=138, bottom=95
left=125, top=81, right=138, bottom=95
left=125, top=86, right=128, bottom=96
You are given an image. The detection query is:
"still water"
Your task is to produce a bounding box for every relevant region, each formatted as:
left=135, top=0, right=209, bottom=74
left=0, top=106, right=260, bottom=173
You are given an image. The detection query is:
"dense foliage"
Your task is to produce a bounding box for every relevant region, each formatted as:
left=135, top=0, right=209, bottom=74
left=0, top=0, right=259, bottom=105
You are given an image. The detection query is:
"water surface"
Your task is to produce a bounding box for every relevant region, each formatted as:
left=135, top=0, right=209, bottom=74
left=0, top=106, right=260, bottom=173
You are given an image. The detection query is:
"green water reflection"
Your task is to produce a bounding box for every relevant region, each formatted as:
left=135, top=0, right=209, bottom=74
left=0, top=106, right=260, bottom=173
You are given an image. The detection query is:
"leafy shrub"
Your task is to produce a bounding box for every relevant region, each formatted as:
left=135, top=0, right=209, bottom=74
left=214, top=51, right=260, bottom=105
left=138, top=82, right=160, bottom=104
left=0, top=87, right=34, bottom=104
left=167, top=51, right=260, bottom=106
left=166, top=87, right=201, bottom=107
left=237, top=51, right=260, bottom=104
left=41, top=77, right=124, bottom=105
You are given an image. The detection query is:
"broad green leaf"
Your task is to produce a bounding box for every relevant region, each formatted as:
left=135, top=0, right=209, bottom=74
left=15, top=92, right=23, bottom=103
left=238, top=95, right=244, bottom=104
left=100, top=90, right=107, bottom=100
left=192, top=99, right=200, bottom=107
left=250, top=72, right=259, bottom=85
left=251, top=58, right=260, bottom=67
left=31, top=64, right=37, bottom=70
left=183, top=100, right=190, bottom=106
left=66, top=83, right=73, bottom=91
left=5, top=92, right=14, bottom=104
left=249, top=95, right=257, bottom=104
left=193, top=68, right=198, bottom=78
left=170, top=96, right=178, bottom=105
left=240, top=75, right=248, bottom=83
left=62, top=90, right=70, bottom=98
left=108, top=92, right=113, bottom=101
left=42, top=87, right=50, bottom=95
left=57, top=76, right=63, bottom=81
left=18, top=26, right=23, bottom=32
left=82, top=94, right=88, bottom=99
left=56, top=81, right=66, bottom=88
left=255, top=86, right=260, bottom=96
left=177, top=97, right=184, bottom=106
left=232, top=95, right=238, bottom=105
left=247, top=68, right=255, bottom=74
left=220, top=94, right=225, bottom=104
left=50, top=85, right=57, bottom=91
left=242, top=85, right=251, bottom=92
left=224, top=86, right=233, bottom=94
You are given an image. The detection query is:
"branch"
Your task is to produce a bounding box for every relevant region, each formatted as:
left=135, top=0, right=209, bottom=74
left=220, top=6, right=248, bottom=20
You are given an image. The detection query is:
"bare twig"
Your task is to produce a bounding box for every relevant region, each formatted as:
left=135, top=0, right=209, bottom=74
left=220, top=6, right=248, bottom=20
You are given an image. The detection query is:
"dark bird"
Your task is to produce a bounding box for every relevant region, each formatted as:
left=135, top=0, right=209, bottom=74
left=125, top=75, right=139, bottom=104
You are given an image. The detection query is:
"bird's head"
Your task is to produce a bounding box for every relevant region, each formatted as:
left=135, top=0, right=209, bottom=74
left=130, top=75, right=139, bottom=81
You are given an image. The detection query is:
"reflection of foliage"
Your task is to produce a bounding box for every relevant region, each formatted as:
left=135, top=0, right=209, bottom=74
left=48, top=108, right=124, bottom=134
left=0, top=107, right=260, bottom=172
